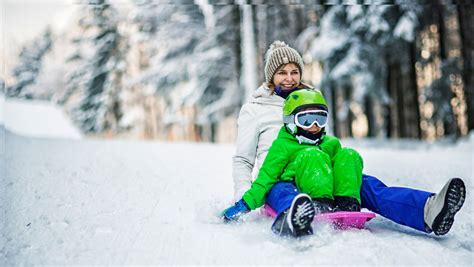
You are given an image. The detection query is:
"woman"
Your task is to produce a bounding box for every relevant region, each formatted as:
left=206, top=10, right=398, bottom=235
left=226, top=41, right=466, bottom=236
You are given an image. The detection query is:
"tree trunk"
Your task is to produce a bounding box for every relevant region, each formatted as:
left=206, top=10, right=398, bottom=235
left=332, top=84, right=351, bottom=139
left=210, top=122, right=216, bottom=143
left=457, top=4, right=474, bottom=132
left=233, top=6, right=242, bottom=101
left=387, top=61, right=400, bottom=138
left=387, top=54, right=421, bottom=139
left=435, top=5, right=458, bottom=137
left=364, top=95, right=376, bottom=137
left=254, top=5, right=266, bottom=83
left=330, top=81, right=339, bottom=137
left=407, top=41, right=422, bottom=139
left=345, top=85, right=353, bottom=137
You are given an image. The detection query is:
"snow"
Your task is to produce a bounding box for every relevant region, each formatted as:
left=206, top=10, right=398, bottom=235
left=1, top=99, right=473, bottom=265
left=394, top=11, right=417, bottom=42
left=346, top=5, right=363, bottom=21
left=330, top=44, right=360, bottom=80
left=309, top=7, right=349, bottom=61
left=196, top=0, right=215, bottom=31
left=0, top=94, right=4, bottom=125
left=1, top=97, right=81, bottom=139
left=366, top=6, right=390, bottom=35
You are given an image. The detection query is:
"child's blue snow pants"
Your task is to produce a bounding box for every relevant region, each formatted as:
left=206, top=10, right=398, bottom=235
left=266, top=174, right=434, bottom=232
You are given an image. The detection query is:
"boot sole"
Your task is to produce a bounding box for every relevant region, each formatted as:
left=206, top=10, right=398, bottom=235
left=288, top=194, right=315, bottom=237
left=432, top=178, right=466, bottom=235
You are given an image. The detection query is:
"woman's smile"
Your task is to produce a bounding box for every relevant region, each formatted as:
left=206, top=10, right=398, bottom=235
left=280, top=83, right=297, bottom=89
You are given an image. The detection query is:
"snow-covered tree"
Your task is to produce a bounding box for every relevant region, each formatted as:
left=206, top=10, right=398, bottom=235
left=255, top=4, right=322, bottom=81
left=66, top=0, right=125, bottom=133
left=5, top=1, right=470, bottom=141
left=124, top=1, right=240, bottom=140
left=300, top=5, right=423, bottom=138
left=415, top=4, right=469, bottom=139
left=7, top=29, right=52, bottom=99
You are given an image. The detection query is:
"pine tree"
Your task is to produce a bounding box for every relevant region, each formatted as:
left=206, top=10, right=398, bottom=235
left=7, top=29, right=52, bottom=99
left=67, top=0, right=124, bottom=133
left=254, top=3, right=321, bottom=82
left=126, top=1, right=240, bottom=140
left=302, top=5, right=423, bottom=138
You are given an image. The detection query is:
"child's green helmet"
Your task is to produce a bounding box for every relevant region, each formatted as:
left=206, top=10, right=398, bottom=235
left=283, top=89, right=328, bottom=116
left=283, top=89, right=328, bottom=145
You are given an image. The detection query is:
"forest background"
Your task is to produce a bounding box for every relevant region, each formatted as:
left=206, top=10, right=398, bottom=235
left=2, top=0, right=473, bottom=143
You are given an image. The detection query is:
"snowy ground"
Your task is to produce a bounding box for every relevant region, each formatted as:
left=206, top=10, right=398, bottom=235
left=1, top=98, right=473, bottom=265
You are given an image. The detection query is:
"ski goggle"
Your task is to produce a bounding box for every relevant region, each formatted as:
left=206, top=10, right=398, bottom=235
left=294, top=110, right=328, bottom=129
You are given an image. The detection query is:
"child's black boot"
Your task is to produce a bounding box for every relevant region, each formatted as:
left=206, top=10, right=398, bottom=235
left=271, top=193, right=315, bottom=237
left=312, top=197, right=334, bottom=213
left=334, top=196, right=361, bottom=212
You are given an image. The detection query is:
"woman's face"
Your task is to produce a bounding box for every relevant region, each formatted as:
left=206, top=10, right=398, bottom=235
left=272, top=63, right=301, bottom=90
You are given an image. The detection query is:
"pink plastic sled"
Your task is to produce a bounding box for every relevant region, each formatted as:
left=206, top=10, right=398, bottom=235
left=262, top=204, right=375, bottom=229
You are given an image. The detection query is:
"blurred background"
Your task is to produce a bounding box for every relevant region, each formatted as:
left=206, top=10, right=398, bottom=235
left=2, top=0, right=473, bottom=143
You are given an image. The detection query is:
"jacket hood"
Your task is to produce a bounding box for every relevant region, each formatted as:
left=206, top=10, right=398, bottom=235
left=249, top=83, right=284, bottom=107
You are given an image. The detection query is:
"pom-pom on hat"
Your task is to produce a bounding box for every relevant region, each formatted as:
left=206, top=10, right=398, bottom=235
left=264, top=40, right=304, bottom=84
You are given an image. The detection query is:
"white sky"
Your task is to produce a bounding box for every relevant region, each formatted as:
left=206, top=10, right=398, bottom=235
left=1, top=0, right=77, bottom=81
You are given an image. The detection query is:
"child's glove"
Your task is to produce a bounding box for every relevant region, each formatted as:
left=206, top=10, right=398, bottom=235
left=222, top=199, right=250, bottom=222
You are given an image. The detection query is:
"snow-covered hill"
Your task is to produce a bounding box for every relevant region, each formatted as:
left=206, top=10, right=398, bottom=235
left=1, top=96, right=81, bottom=139
left=1, top=125, right=473, bottom=265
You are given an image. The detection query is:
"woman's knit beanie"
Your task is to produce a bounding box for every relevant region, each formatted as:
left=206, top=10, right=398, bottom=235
left=264, top=40, right=304, bottom=84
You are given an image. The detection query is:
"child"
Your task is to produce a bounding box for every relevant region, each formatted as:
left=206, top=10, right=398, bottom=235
left=222, top=89, right=364, bottom=238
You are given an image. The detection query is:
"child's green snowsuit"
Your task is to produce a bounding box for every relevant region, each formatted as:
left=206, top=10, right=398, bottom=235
left=242, top=126, right=363, bottom=210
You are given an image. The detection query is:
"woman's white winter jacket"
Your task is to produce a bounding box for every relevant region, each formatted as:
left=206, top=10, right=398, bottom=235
left=232, top=84, right=284, bottom=201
